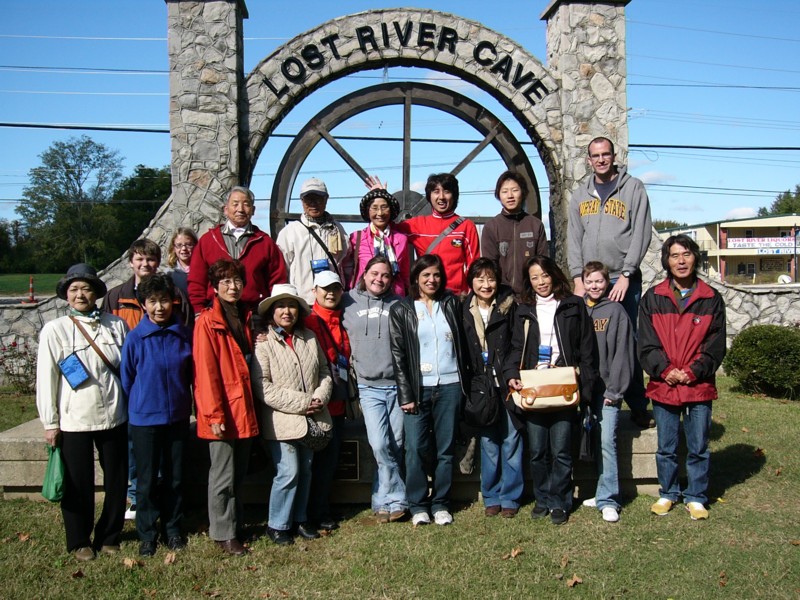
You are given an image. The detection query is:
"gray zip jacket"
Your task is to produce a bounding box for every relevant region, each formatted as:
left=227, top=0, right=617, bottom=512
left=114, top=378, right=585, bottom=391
left=341, top=287, right=400, bottom=387
left=584, top=295, right=634, bottom=402
left=567, top=167, right=653, bottom=280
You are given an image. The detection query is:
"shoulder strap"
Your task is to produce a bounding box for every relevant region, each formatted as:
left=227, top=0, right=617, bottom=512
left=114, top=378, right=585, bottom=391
left=303, top=222, right=342, bottom=279
left=425, top=217, right=464, bottom=254
left=70, top=316, right=120, bottom=378
left=351, top=230, right=362, bottom=288
left=519, top=319, right=529, bottom=370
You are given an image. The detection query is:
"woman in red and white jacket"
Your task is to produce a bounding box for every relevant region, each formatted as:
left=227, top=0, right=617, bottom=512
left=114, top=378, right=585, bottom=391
left=639, top=234, right=726, bottom=521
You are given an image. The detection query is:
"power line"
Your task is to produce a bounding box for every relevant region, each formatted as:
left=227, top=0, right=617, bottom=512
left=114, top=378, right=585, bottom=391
left=627, top=19, right=800, bottom=43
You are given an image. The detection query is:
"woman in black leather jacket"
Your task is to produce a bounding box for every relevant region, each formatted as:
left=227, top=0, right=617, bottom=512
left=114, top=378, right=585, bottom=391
left=503, top=255, right=598, bottom=525
left=389, top=254, right=469, bottom=527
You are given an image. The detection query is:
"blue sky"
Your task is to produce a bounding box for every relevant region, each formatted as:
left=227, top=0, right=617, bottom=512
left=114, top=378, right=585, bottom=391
left=1, top=0, right=799, bottom=235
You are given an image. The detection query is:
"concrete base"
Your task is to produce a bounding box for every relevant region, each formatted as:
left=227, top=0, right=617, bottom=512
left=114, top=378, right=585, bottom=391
left=1, top=412, right=673, bottom=504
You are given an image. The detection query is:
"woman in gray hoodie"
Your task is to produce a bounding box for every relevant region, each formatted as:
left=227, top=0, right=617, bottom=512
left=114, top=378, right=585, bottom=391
left=341, top=256, right=406, bottom=523
left=581, top=261, right=634, bottom=523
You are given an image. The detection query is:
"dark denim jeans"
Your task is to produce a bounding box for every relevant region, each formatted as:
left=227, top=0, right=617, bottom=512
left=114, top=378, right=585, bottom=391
left=652, top=400, right=712, bottom=505
left=403, top=382, right=461, bottom=515
left=525, top=408, right=575, bottom=512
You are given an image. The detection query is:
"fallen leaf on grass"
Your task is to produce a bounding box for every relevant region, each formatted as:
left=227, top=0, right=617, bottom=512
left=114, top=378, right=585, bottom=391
left=16, top=532, right=31, bottom=542
left=259, top=594, right=271, bottom=599
left=245, top=565, right=259, bottom=572
left=554, top=574, right=564, bottom=580
left=741, top=427, right=749, bottom=433
left=163, top=552, right=177, bottom=565
left=123, top=557, right=143, bottom=569
left=566, top=574, right=583, bottom=588
left=775, top=468, right=782, bottom=476
left=203, top=592, right=221, bottom=598
left=143, top=590, right=157, bottom=598
left=716, top=497, right=726, bottom=504
left=719, top=571, right=728, bottom=587
left=71, top=569, right=84, bottom=579
left=560, top=554, right=569, bottom=569
left=319, top=529, right=332, bottom=537
left=790, top=540, right=800, bottom=546
left=501, top=546, right=523, bottom=559
left=754, top=448, right=766, bottom=458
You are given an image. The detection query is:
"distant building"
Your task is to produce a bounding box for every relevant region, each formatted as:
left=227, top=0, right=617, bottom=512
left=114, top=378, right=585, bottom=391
left=657, top=214, right=800, bottom=284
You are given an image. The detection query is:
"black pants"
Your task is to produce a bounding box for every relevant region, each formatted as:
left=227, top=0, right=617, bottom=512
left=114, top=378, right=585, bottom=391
left=60, top=423, right=128, bottom=552
left=130, top=420, right=189, bottom=543
left=308, top=415, right=344, bottom=523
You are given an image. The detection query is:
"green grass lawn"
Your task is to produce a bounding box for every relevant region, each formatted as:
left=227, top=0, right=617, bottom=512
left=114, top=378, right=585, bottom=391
left=0, top=274, right=61, bottom=297
left=1, top=378, right=798, bottom=599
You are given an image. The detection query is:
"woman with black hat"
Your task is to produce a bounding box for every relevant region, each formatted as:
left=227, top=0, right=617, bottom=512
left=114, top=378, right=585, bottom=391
left=36, top=263, right=129, bottom=561
left=342, top=182, right=410, bottom=296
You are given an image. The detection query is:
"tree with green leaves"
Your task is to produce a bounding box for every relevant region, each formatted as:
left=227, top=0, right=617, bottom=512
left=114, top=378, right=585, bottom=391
left=652, top=219, right=687, bottom=231
left=16, top=135, right=123, bottom=272
left=757, top=184, right=800, bottom=217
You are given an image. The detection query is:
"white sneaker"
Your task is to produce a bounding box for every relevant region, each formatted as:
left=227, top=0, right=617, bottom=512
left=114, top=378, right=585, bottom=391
left=433, top=510, right=453, bottom=526
left=124, top=505, right=136, bottom=520
left=601, top=507, right=620, bottom=523
left=411, top=512, right=431, bottom=526
left=582, top=497, right=597, bottom=508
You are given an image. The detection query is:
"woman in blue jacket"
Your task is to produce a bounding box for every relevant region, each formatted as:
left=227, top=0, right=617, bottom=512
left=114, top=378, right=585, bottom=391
left=121, top=273, right=194, bottom=557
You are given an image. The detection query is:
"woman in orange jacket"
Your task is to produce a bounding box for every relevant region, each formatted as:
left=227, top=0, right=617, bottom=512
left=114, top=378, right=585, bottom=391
left=193, top=259, right=259, bottom=556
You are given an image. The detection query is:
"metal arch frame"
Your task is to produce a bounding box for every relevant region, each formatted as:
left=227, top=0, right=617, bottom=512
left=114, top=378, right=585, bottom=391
left=269, top=81, right=540, bottom=237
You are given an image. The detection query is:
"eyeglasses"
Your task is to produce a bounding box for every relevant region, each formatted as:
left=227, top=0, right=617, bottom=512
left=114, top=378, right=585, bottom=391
left=218, top=278, right=244, bottom=288
left=174, top=243, right=195, bottom=249
left=589, top=152, right=613, bottom=161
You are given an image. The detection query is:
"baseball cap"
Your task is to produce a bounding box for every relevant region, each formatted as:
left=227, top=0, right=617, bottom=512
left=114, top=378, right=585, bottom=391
left=299, top=177, right=329, bottom=199
left=313, top=271, right=342, bottom=288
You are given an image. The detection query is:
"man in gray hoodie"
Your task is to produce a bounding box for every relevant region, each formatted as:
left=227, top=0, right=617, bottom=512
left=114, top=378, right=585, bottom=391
left=568, top=137, right=654, bottom=428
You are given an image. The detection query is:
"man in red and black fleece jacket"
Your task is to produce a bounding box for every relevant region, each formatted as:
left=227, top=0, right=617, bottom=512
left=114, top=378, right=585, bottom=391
left=638, top=234, right=726, bottom=521
left=396, top=173, right=479, bottom=295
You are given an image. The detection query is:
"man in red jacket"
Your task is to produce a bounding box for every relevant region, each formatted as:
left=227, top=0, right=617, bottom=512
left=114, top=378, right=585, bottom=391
left=396, top=173, right=479, bottom=295
left=188, top=187, right=288, bottom=316
left=639, top=234, right=726, bottom=521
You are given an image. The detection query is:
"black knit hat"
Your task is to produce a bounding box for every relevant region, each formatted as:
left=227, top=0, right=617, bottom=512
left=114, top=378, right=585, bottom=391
left=56, top=263, right=107, bottom=300
left=359, top=189, right=400, bottom=223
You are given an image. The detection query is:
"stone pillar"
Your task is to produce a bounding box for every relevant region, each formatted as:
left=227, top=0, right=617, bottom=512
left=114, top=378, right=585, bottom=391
left=165, top=0, right=248, bottom=234
left=541, top=0, right=631, bottom=264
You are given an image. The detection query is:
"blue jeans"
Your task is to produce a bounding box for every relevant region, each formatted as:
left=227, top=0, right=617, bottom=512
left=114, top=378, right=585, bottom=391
left=360, top=385, right=406, bottom=513
left=127, top=423, right=137, bottom=504
left=480, top=409, right=524, bottom=509
left=652, top=401, right=712, bottom=505
left=404, top=382, right=461, bottom=515
left=592, top=399, right=621, bottom=510
left=267, top=439, right=314, bottom=531
left=525, top=409, right=574, bottom=512
left=612, top=274, right=648, bottom=413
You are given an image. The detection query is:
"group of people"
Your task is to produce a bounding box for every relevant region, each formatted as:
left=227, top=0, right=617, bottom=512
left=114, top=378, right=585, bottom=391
left=36, top=136, right=726, bottom=562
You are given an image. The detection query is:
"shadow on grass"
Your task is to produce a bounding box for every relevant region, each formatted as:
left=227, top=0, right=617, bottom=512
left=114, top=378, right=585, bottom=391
left=709, top=418, right=725, bottom=441
left=708, top=442, right=767, bottom=503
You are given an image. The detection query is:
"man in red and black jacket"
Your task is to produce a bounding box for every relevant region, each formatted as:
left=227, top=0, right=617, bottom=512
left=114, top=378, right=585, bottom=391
left=638, top=234, right=726, bottom=521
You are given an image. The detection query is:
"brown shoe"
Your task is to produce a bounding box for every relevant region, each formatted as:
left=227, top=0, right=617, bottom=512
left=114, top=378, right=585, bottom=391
left=388, top=510, right=406, bottom=522
left=501, top=507, right=519, bottom=519
left=99, top=544, right=120, bottom=555
left=73, top=546, right=95, bottom=562
left=215, top=539, right=247, bottom=556
left=485, top=505, right=501, bottom=517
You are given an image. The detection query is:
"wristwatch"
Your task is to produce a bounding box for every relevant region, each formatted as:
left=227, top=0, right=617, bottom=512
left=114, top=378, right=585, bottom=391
left=621, top=270, right=631, bottom=278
